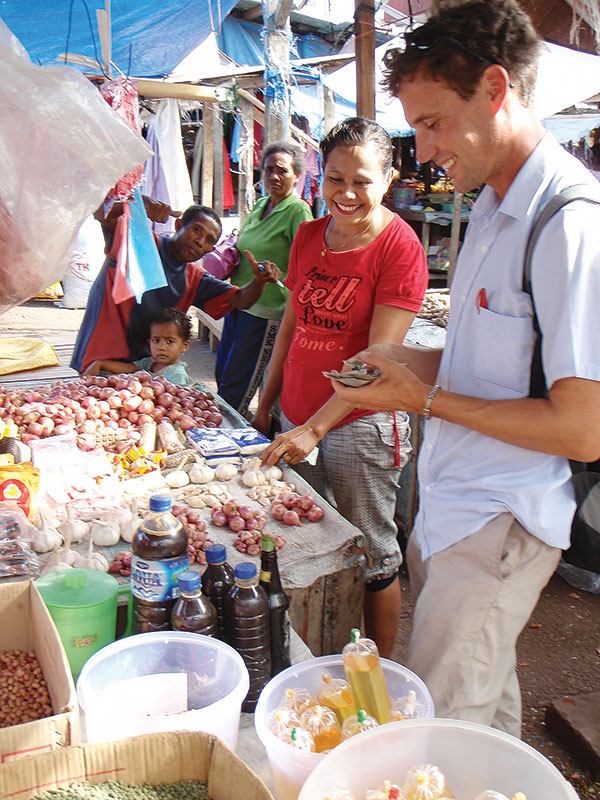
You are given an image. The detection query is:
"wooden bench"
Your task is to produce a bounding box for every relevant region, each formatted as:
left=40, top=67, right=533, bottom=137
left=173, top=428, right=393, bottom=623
left=192, top=308, right=224, bottom=352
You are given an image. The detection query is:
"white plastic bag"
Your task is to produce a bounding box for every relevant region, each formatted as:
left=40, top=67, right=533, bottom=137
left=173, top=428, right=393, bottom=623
left=0, top=18, right=152, bottom=314
left=59, top=216, right=106, bottom=308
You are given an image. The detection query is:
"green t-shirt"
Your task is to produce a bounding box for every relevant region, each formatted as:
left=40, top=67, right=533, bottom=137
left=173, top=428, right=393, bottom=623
left=231, top=191, right=312, bottom=320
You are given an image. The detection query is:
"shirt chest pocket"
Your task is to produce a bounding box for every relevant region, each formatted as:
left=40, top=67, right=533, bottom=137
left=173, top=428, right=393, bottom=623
left=470, top=306, right=535, bottom=398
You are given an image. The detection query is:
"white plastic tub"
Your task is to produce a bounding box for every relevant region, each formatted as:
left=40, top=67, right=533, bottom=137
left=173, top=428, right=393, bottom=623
left=77, top=631, right=249, bottom=749
left=298, top=718, right=579, bottom=800
left=254, top=655, right=434, bottom=800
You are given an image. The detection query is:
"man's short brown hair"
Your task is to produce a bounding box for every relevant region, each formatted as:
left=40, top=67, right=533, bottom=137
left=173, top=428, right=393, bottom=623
left=382, top=0, right=542, bottom=105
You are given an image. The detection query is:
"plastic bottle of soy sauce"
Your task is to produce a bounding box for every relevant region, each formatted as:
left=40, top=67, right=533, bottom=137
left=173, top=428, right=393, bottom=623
left=131, top=494, right=189, bottom=634
left=201, top=543, right=234, bottom=640
left=171, top=570, right=218, bottom=636
left=225, top=562, right=271, bottom=711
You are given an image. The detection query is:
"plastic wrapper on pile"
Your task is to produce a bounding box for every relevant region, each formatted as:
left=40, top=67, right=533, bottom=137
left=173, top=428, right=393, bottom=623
left=0, top=19, right=152, bottom=313
left=0, top=502, right=41, bottom=578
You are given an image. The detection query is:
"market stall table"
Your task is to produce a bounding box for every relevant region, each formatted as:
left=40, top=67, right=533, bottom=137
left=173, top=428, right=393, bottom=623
left=395, top=207, right=470, bottom=255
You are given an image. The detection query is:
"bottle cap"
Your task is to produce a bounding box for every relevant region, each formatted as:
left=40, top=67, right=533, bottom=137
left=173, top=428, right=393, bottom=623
left=350, top=628, right=361, bottom=644
left=261, top=534, right=275, bottom=553
left=235, top=562, right=257, bottom=580
left=149, top=494, right=172, bottom=512
left=177, top=570, right=201, bottom=593
left=357, top=709, right=367, bottom=723
left=205, top=543, right=226, bottom=564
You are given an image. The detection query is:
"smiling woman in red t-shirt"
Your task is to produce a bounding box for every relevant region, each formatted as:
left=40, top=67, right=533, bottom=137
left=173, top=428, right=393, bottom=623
left=252, top=117, right=428, bottom=657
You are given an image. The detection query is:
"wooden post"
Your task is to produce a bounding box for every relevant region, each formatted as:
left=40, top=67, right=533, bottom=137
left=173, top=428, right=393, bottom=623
left=238, top=96, right=255, bottom=223
left=448, top=191, right=464, bottom=286
left=201, top=103, right=214, bottom=208
left=323, top=85, right=336, bottom=135
left=355, top=0, right=376, bottom=119
left=213, top=107, right=224, bottom=217
left=262, top=0, right=292, bottom=143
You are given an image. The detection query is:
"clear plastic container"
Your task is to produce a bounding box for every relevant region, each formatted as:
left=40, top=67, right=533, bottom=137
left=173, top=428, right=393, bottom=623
left=77, top=630, right=249, bottom=749
left=254, top=655, right=434, bottom=800
left=297, top=719, right=579, bottom=800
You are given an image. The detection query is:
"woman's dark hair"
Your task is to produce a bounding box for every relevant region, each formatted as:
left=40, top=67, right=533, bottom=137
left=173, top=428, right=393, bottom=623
left=149, top=307, right=193, bottom=342
left=180, top=204, right=222, bottom=235
left=260, top=141, right=305, bottom=175
left=320, top=117, right=393, bottom=178
left=382, top=0, right=542, bottom=105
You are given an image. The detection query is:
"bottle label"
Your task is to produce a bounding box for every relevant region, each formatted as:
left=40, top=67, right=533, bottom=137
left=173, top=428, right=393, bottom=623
left=131, top=554, right=189, bottom=602
left=259, top=569, right=271, bottom=583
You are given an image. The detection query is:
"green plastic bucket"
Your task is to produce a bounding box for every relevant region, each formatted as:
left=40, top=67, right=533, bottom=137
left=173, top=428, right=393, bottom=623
left=36, top=569, right=128, bottom=679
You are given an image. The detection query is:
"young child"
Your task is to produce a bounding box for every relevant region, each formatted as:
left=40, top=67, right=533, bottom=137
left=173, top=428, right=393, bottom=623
left=83, top=307, right=192, bottom=385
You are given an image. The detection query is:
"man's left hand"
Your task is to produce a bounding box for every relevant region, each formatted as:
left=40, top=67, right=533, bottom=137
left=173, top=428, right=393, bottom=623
left=142, top=196, right=182, bottom=224
left=244, top=250, right=282, bottom=285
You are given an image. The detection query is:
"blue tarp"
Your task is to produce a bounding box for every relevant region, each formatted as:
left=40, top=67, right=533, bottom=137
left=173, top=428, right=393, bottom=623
left=217, top=15, right=333, bottom=65
left=0, top=0, right=238, bottom=78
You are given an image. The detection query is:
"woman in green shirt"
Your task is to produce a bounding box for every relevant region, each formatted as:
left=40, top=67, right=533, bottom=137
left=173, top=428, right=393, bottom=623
left=216, top=141, right=313, bottom=413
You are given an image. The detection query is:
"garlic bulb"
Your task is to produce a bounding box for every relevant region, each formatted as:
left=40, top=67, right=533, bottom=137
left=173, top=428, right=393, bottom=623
left=242, top=468, right=266, bottom=488
left=241, top=456, right=262, bottom=471
left=166, top=470, right=190, bottom=488
left=187, top=496, right=207, bottom=509
left=73, top=536, right=109, bottom=571
left=59, top=506, right=89, bottom=543
left=40, top=546, right=74, bottom=576
left=263, top=465, right=283, bottom=481
left=32, top=510, right=63, bottom=554
left=189, top=463, right=215, bottom=484
left=120, top=499, right=139, bottom=543
left=90, top=519, right=120, bottom=548
left=111, top=504, right=134, bottom=529
left=215, top=462, right=238, bottom=481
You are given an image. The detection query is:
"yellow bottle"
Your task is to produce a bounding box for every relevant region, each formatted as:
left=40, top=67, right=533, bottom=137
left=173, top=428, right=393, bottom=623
left=317, top=672, right=357, bottom=723
left=342, top=628, right=391, bottom=724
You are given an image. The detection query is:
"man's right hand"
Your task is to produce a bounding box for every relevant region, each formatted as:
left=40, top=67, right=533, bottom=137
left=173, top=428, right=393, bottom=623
left=142, top=196, right=182, bottom=224
left=83, top=361, right=101, bottom=376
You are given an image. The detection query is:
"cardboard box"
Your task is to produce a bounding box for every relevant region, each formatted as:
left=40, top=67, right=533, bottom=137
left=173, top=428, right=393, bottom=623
left=0, top=731, right=275, bottom=800
left=0, top=580, right=78, bottom=764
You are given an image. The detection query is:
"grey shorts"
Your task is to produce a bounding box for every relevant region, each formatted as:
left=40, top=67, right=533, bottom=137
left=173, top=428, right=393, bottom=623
left=281, top=411, right=411, bottom=582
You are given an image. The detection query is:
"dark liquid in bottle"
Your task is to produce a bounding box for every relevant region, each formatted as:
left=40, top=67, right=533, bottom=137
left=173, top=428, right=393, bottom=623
left=225, top=563, right=271, bottom=712
left=260, top=535, right=291, bottom=676
left=202, top=545, right=234, bottom=640
left=172, top=574, right=218, bottom=636
left=131, top=496, right=189, bottom=634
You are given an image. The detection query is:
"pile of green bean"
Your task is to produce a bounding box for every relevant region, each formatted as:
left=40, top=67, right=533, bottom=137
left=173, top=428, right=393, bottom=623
left=32, top=779, right=209, bottom=800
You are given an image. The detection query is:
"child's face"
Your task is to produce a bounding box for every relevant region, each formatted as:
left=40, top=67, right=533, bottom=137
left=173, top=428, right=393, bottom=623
left=148, top=322, right=190, bottom=367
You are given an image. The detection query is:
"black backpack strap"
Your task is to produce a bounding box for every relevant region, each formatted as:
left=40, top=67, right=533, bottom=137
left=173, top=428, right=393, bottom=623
left=523, top=184, right=600, bottom=398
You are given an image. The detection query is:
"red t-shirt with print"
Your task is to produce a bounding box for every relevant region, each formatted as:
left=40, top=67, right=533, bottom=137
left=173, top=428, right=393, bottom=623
left=281, top=213, right=428, bottom=428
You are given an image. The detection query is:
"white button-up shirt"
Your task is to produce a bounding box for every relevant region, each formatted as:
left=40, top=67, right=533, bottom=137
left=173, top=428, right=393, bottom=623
left=414, top=134, right=600, bottom=558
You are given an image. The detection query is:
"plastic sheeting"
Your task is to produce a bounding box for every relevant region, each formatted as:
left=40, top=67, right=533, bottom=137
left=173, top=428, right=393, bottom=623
left=0, top=18, right=152, bottom=313
left=1, top=0, right=238, bottom=79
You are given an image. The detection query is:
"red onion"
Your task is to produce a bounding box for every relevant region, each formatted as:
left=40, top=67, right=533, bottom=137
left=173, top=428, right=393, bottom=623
left=298, top=494, right=315, bottom=511
left=207, top=412, right=223, bottom=426
left=81, top=396, right=97, bottom=409
left=140, top=387, right=155, bottom=401
left=307, top=505, right=324, bottom=522
left=238, top=505, right=255, bottom=521
left=96, top=377, right=109, bottom=388
left=282, top=510, right=302, bottom=526
left=114, top=377, right=129, bottom=391
left=157, top=392, right=174, bottom=408
left=149, top=381, right=165, bottom=396
left=270, top=503, right=287, bottom=521
left=118, top=389, right=133, bottom=403
left=97, top=400, right=110, bottom=414
left=128, top=379, right=143, bottom=396
left=123, top=395, right=142, bottom=413
left=179, top=415, right=195, bottom=431
left=135, top=371, right=152, bottom=383
left=168, top=408, right=183, bottom=422
left=28, top=422, right=43, bottom=436
left=128, top=411, right=140, bottom=424
left=222, top=499, right=239, bottom=518
left=228, top=515, right=245, bottom=533
left=108, top=395, right=122, bottom=409
left=245, top=517, right=259, bottom=531
left=211, top=510, right=227, bottom=527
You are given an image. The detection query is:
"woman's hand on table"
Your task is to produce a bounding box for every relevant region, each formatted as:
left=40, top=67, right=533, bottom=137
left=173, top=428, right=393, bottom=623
left=261, top=425, right=321, bottom=467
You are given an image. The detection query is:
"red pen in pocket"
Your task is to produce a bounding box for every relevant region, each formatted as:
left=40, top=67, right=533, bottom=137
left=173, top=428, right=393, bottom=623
left=476, top=288, right=488, bottom=313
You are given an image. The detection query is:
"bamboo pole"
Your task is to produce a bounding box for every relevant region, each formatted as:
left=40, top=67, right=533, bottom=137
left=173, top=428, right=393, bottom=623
left=136, top=79, right=219, bottom=102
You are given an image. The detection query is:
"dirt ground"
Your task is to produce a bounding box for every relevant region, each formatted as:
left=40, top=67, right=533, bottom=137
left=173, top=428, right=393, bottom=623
left=1, top=301, right=599, bottom=796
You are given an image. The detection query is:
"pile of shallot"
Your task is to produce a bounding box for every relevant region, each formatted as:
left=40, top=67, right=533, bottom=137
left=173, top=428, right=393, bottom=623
left=209, top=497, right=285, bottom=555
left=0, top=372, right=223, bottom=451
left=270, top=492, right=325, bottom=526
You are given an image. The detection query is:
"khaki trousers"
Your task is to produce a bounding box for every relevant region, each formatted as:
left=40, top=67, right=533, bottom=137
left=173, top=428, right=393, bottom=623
left=406, top=513, right=561, bottom=737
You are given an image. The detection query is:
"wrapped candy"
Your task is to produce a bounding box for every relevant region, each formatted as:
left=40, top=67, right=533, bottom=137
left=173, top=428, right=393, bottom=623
left=341, top=708, right=379, bottom=739
left=403, top=764, right=455, bottom=800
left=299, top=704, right=342, bottom=752
left=366, top=780, right=406, bottom=800
left=281, top=687, right=317, bottom=716
left=269, top=707, right=300, bottom=740
left=342, top=628, right=391, bottom=724
left=280, top=726, right=315, bottom=752
left=318, top=672, right=357, bottom=723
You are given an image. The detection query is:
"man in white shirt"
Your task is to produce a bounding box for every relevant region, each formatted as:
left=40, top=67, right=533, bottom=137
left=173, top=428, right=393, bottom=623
left=333, top=0, right=600, bottom=736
